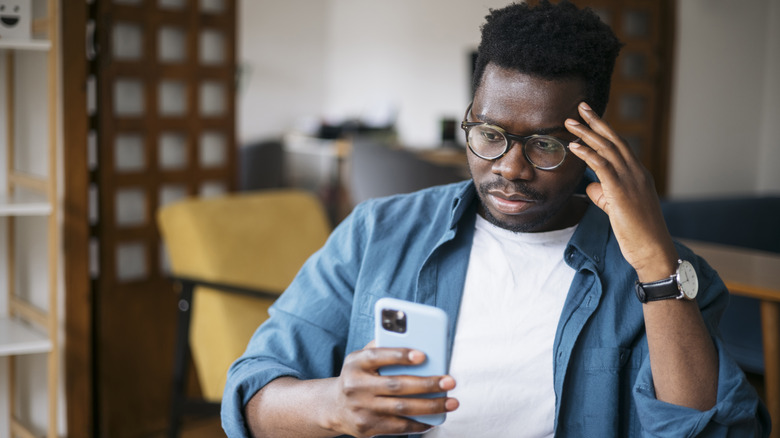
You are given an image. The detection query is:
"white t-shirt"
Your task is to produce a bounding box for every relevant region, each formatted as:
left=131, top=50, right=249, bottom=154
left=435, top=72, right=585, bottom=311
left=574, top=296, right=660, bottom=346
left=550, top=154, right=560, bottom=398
left=426, top=215, right=577, bottom=437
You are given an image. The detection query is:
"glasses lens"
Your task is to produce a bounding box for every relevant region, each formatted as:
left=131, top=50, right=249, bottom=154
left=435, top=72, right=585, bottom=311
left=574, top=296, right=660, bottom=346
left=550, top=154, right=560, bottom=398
left=525, top=136, right=566, bottom=169
left=467, top=125, right=507, bottom=159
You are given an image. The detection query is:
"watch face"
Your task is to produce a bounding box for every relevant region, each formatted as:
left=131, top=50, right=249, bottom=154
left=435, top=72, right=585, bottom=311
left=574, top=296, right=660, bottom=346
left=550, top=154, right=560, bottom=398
left=677, top=260, right=699, bottom=299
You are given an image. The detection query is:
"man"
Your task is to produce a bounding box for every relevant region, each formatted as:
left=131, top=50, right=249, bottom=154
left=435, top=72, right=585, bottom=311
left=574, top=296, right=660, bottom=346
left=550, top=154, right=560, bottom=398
left=222, top=1, right=769, bottom=437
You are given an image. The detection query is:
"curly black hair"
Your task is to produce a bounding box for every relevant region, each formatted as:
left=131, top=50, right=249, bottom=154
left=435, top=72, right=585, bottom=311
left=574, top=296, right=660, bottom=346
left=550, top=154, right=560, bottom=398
left=473, top=0, right=622, bottom=116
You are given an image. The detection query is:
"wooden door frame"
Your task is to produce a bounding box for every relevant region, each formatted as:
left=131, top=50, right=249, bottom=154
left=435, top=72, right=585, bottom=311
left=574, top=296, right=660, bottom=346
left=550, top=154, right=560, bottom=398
left=523, top=0, right=675, bottom=196
left=63, top=1, right=93, bottom=437
left=63, top=1, right=238, bottom=435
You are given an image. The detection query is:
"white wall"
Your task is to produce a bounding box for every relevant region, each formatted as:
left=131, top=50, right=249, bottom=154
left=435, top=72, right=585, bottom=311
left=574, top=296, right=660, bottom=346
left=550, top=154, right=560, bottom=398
left=756, top=0, right=780, bottom=193
left=668, top=0, right=780, bottom=197
left=323, top=0, right=508, bottom=147
left=239, top=0, right=508, bottom=148
left=237, top=0, right=330, bottom=143
left=240, top=0, right=780, bottom=196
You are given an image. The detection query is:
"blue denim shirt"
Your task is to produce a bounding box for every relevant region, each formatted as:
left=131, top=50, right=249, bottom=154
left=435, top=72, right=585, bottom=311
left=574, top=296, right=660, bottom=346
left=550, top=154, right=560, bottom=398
left=222, top=180, right=769, bottom=437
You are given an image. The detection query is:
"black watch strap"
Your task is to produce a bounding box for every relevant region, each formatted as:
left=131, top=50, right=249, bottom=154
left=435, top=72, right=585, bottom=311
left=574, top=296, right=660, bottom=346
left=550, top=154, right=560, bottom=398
left=634, top=276, right=681, bottom=303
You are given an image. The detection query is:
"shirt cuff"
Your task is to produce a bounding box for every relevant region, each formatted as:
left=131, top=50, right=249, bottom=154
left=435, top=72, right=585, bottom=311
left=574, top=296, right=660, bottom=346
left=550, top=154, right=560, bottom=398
left=220, top=360, right=303, bottom=438
left=633, top=343, right=769, bottom=437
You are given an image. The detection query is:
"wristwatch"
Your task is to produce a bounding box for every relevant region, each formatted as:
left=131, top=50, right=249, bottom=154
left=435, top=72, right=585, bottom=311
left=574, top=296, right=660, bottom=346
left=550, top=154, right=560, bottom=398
left=634, top=259, right=698, bottom=303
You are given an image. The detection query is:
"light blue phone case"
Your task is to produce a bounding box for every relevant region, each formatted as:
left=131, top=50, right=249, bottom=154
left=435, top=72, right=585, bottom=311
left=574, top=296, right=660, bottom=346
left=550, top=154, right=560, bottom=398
left=374, top=297, right=449, bottom=426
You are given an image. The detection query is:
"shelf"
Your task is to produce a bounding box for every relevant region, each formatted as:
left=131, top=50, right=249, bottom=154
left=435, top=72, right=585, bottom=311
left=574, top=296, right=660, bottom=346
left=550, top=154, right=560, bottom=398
left=0, top=38, right=52, bottom=51
left=0, top=317, right=52, bottom=356
left=1, top=2, right=59, bottom=436
left=0, top=193, right=52, bottom=216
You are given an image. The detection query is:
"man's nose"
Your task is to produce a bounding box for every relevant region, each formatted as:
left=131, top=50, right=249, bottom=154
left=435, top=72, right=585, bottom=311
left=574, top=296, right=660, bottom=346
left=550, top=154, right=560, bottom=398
left=490, top=140, right=534, bottom=181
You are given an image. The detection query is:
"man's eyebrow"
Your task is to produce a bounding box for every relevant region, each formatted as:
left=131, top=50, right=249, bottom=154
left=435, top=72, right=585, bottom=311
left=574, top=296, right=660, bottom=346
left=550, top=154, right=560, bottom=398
left=475, top=112, right=571, bottom=136
left=529, top=125, right=570, bottom=136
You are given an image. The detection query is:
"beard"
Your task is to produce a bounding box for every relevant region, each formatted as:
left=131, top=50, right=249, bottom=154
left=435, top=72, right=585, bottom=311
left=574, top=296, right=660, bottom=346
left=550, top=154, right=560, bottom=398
left=475, top=180, right=559, bottom=233
left=467, top=155, right=585, bottom=233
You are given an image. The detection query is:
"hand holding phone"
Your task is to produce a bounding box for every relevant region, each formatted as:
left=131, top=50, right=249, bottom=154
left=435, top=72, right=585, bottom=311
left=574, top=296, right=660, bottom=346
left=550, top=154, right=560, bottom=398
left=374, top=297, right=449, bottom=426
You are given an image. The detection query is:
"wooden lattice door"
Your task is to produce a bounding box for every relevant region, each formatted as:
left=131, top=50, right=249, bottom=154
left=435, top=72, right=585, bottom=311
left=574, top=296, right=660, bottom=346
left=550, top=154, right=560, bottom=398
left=91, top=0, right=236, bottom=435
left=528, top=0, right=675, bottom=195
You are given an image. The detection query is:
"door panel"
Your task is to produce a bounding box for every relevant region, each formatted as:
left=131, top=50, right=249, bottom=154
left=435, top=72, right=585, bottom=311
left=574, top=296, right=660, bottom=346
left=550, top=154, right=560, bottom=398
left=527, top=0, right=675, bottom=194
left=92, top=1, right=236, bottom=435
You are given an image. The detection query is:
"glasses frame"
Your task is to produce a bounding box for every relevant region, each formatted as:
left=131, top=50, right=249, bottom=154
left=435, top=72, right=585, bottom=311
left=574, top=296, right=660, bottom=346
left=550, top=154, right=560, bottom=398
left=460, top=102, right=578, bottom=170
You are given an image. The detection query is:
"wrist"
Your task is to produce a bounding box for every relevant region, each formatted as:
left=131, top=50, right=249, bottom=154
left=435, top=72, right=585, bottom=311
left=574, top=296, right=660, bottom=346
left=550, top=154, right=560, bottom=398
left=633, top=243, right=678, bottom=283
left=636, top=258, right=677, bottom=283
left=318, top=377, right=344, bottom=435
left=635, top=259, right=699, bottom=303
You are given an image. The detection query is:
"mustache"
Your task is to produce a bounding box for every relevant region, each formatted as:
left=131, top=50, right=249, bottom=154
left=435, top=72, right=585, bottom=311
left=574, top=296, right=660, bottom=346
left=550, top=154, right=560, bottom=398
left=478, top=180, right=546, bottom=202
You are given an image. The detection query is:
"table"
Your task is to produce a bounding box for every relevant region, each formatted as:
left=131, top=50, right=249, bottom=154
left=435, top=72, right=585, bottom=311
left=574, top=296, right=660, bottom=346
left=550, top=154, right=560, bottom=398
left=682, top=239, right=780, bottom=436
left=283, top=134, right=352, bottom=223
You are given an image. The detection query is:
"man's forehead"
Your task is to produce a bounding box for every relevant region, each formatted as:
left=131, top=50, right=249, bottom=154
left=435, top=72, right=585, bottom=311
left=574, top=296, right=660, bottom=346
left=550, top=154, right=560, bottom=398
left=475, top=71, right=584, bottom=125
left=477, top=65, right=586, bottom=97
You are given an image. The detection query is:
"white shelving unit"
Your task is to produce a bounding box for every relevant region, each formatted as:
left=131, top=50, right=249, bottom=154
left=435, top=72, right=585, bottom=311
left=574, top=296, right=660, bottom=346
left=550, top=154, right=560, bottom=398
left=0, top=1, right=60, bottom=437
left=0, top=39, right=51, bottom=52
left=0, top=193, right=52, bottom=217
left=0, top=318, right=52, bottom=357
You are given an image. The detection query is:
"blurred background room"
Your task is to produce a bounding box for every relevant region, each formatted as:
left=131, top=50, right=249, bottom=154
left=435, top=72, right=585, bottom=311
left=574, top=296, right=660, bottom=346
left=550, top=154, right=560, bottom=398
left=0, top=0, right=778, bottom=437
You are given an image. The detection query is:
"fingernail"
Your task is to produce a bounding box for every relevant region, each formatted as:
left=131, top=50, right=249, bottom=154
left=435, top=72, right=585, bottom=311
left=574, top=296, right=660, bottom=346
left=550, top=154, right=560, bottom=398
left=408, top=350, right=425, bottom=362
left=565, top=118, right=580, bottom=126
left=579, top=102, right=592, bottom=111
left=439, top=376, right=456, bottom=390
left=569, top=142, right=581, bottom=149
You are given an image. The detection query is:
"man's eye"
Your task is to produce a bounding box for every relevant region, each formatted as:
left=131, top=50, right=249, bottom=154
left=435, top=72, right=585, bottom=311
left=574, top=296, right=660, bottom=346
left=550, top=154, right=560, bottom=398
left=530, top=138, right=561, bottom=152
left=479, top=130, right=503, bottom=142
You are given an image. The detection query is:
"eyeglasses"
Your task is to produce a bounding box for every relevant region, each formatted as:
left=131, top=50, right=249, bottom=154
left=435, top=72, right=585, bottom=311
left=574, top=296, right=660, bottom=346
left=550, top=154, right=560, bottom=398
left=460, top=103, right=578, bottom=170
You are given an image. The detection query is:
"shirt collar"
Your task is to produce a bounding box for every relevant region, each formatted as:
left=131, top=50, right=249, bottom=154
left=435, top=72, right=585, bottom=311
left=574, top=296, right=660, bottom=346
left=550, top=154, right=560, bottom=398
left=449, top=181, right=478, bottom=230
left=448, top=180, right=610, bottom=270
left=565, top=201, right=610, bottom=271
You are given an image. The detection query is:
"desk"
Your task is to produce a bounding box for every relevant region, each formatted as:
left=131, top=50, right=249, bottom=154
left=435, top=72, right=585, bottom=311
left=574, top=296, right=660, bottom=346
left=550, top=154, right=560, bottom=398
left=284, top=134, right=352, bottom=223
left=682, top=239, right=780, bottom=435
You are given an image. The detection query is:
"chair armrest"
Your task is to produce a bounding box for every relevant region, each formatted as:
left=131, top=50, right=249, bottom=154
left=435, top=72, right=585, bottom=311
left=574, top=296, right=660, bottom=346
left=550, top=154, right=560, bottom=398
left=168, top=275, right=281, bottom=301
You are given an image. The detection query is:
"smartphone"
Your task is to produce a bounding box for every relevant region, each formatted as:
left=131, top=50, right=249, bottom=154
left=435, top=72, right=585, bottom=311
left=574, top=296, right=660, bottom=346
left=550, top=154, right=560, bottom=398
left=374, top=297, right=449, bottom=426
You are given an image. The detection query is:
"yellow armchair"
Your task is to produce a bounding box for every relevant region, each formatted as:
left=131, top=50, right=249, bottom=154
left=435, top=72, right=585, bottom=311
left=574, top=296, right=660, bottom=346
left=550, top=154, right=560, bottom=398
left=156, top=189, right=331, bottom=436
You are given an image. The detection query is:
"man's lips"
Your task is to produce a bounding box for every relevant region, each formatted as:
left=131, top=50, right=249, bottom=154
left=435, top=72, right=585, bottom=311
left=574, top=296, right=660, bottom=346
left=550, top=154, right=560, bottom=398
left=487, top=191, right=536, bottom=215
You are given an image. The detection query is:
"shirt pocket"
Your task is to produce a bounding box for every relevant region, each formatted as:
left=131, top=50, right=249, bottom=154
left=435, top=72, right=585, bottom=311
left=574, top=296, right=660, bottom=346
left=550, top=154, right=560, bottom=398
left=581, top=347, right=643, bottom=436
left=354, top=289, right=419, bottom=318
left=348, top=290, right=405, bottom=351
left=354, top=290, right=384, bottom=318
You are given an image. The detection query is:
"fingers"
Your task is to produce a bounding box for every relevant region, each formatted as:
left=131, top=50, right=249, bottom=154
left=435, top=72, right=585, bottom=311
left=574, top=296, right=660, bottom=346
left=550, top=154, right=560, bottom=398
left=575, top=102, right=623, bottom=146
left=373, top=394, right=459, bottom=417
left=346, top=415, right=433, bottom=438
left=342, top=392, right=458, bottom=437
left=335, top=347, right=458, bottom=436
left=344, top=348, right=454, bottom=396
left=347, top=346, right=425, bottom=373
left=343, top=372, right=452, bottom=398
left=336, top=347, right=459, bottom=437
left=565, top=102, right=637, bottom=170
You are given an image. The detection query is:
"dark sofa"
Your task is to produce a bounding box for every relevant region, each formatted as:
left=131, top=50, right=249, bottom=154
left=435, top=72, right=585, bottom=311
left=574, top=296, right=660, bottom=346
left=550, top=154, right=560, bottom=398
left=661, top=195, right=780, bottom=374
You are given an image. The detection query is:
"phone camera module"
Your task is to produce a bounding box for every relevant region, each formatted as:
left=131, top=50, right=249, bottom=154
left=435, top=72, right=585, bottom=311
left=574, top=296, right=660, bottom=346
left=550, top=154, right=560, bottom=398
left=381, top=308, right=407, bottom=333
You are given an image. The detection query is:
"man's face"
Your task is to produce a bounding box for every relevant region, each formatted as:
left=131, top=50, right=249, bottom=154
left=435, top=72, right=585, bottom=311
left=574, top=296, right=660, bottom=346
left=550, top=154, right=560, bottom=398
left=467, top=64, right=588, bottom=233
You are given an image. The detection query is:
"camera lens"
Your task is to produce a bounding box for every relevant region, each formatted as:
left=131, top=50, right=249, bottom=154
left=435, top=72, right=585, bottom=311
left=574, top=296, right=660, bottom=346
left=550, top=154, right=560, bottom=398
left=381, top=308, right=407, bottom=333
